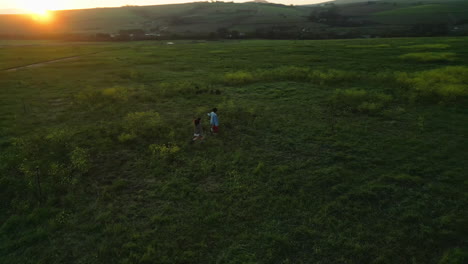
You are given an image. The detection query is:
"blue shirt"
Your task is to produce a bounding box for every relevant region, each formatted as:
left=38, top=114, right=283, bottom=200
left=209, top=112, right=219, bottom=126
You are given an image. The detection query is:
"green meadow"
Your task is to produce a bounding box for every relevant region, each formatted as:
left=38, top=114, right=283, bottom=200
left=1, top=37, right=467, bottom=264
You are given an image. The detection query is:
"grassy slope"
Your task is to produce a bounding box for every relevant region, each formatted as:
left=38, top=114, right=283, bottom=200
left=1, top=37, right=468, bottom=264
left=0, top=3, right=313, bottom=35
left=370, top=1, right=468, bottom=25
left=331, top=0, right=468, bottom=27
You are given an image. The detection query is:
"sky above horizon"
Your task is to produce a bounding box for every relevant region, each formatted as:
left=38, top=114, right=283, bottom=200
left=0, top=0, right=329, bottom=13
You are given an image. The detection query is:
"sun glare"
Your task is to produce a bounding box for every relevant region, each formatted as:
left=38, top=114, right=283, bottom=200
left=31, top=10, right=53, bottom=23
left=19, top=0, right=57, bottom=23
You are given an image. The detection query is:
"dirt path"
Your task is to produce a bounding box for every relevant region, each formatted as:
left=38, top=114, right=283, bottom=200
left=3, top=51, right=105, bottom=72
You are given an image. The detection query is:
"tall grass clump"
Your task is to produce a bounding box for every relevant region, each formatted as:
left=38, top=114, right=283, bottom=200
left=260, top=66, right=310, bottom=82
left=396, top=66, right=468, bottom=102
left=5, top=128, right=91, bottom=208
left=75, top=86, right=130, bottom=107
left=116, top=69, right=145, bottom=81
left=309, top=69, right=359, bottom=85
left=330, top=89, right=393, bottom=114
left=223, top=67, right=359, bottom=86
left=157, top=81, right=220, bottom=97
left=158, top=81, right=193, bottom=97
left=346, top=44, right=390, bottom=48
left=217, top=100, right=258, bottom=130
left=75, top=86, right=154, bottom=109
left=149, top=143, right=181, bottom=163
left=101, top=87, right=130, bottom=102
left=399, top=52, right=456, bottom=62
left=223, top=71, right=256, bottom=85
left=400, top=44, right=450, bottom=49
left=119, top=111, right=163, bottom=142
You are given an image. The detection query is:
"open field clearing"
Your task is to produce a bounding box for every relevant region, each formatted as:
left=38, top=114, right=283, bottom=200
left=0, top=41, right=117, bottom=70
left=1, top=37, right=467, bottom=264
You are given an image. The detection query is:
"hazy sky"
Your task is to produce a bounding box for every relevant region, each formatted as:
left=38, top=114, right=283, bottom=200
left=0, top=0, right=329, bottom=13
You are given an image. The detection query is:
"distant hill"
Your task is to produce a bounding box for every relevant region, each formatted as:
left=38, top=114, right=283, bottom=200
left=0, top=1, right=467, bottom=40
left=334, top=0, right=382, bottom=4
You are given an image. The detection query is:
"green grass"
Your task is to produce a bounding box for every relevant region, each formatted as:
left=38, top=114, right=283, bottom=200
left=400, top=44, right=451, bottom=50
left=399, top=52, right=457, bottom=62
left=1, top=37, right=467, bottom=264
left=346, top=44, right=391, bottom=48
left=396, top=66, right=468, bottom=102
left=222, top=66, right=359, bottom=85
left=330, top=88, right=393, bottom=114
left=0, top=41, right=114, bottom=69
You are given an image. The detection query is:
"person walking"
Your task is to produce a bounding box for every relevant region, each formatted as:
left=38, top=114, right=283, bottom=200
left=192, top=117, right=204, bottom=142
left=208, top=108, right=219, bottom=134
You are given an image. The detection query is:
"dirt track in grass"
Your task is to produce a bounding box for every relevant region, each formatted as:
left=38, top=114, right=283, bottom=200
left=3, top=52, right=103, bottom=72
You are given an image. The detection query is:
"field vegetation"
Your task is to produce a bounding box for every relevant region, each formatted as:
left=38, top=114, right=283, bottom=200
left=399, top=52, right=457, bottom=62
left=1, top=36, right=467, bottom=264
left=399, top=44, right=451, bottom=49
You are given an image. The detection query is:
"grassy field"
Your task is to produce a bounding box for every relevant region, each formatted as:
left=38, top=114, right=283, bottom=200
left=1, top=37, right=467, bottom=264
left=0, top=41, right=115, bottom=69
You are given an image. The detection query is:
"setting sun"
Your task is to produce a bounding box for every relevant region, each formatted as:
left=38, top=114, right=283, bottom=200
left=31, top=10, right=53, bottom=23
left=17, top=0, right=59, bottom=22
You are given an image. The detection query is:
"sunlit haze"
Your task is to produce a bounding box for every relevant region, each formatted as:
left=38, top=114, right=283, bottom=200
left=2, top=0, right=329, bottom=14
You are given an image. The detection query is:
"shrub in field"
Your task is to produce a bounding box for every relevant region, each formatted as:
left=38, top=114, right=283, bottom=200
left=118, top=132, right=137, bottom=143
left=253, top=161, right=265, bottom=175
left=157, top=81, right=218, bottom=97
left=400, top=44, right=450, bottom=49
left=223, top=67, right=358, bottom=86
left=121, top=111, right=162, bottom=139
left=331, top=89, right=367, bottom=107
left=48, top=162, right=70, bottom=184
left=75, top=88, right=101, bottom=106
left=149, top=144, right=180, bottom=156
left=123, top=111, right=161, bottom=135
left=331, top=89, right=393, bottom=114
left=223, top=71, right=256, bottom=85
left=382, top=106, right=406, bottom=119
left=158, top=81, right=192, bottom=96
left=396, top=66, right=468, bottom=102
left=124, top=111, right=161, bottom=131
left=444, top=38, right=463, bottom=42
left=346, top=44, right=390, bottom=48
left=399, top=52, right=456, bottom=62
left=7, top=129, right=91, bottom=206
left=218, top=100, right=258, bottom=129
left=101, top=87, right=130, bottom=102
left=260, top=66, right=310, bottom=81
left=49, top=145, right=90, bottom=186
left=370, top=71, right=398, bottom=84
left=116, top=69, right=144, bottom=81
left=309, top=69, right=359, bottom=85
left=75, top=86, right=132, bottom=107
left=70, top=147, right=90, bottom=174
left=438, top=248, right=468, bottom=264
left=149, top=143, right=180, bottom=163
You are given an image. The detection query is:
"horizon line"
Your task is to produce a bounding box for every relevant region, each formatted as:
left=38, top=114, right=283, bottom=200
left=0, top=1, right=330, bottom=15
